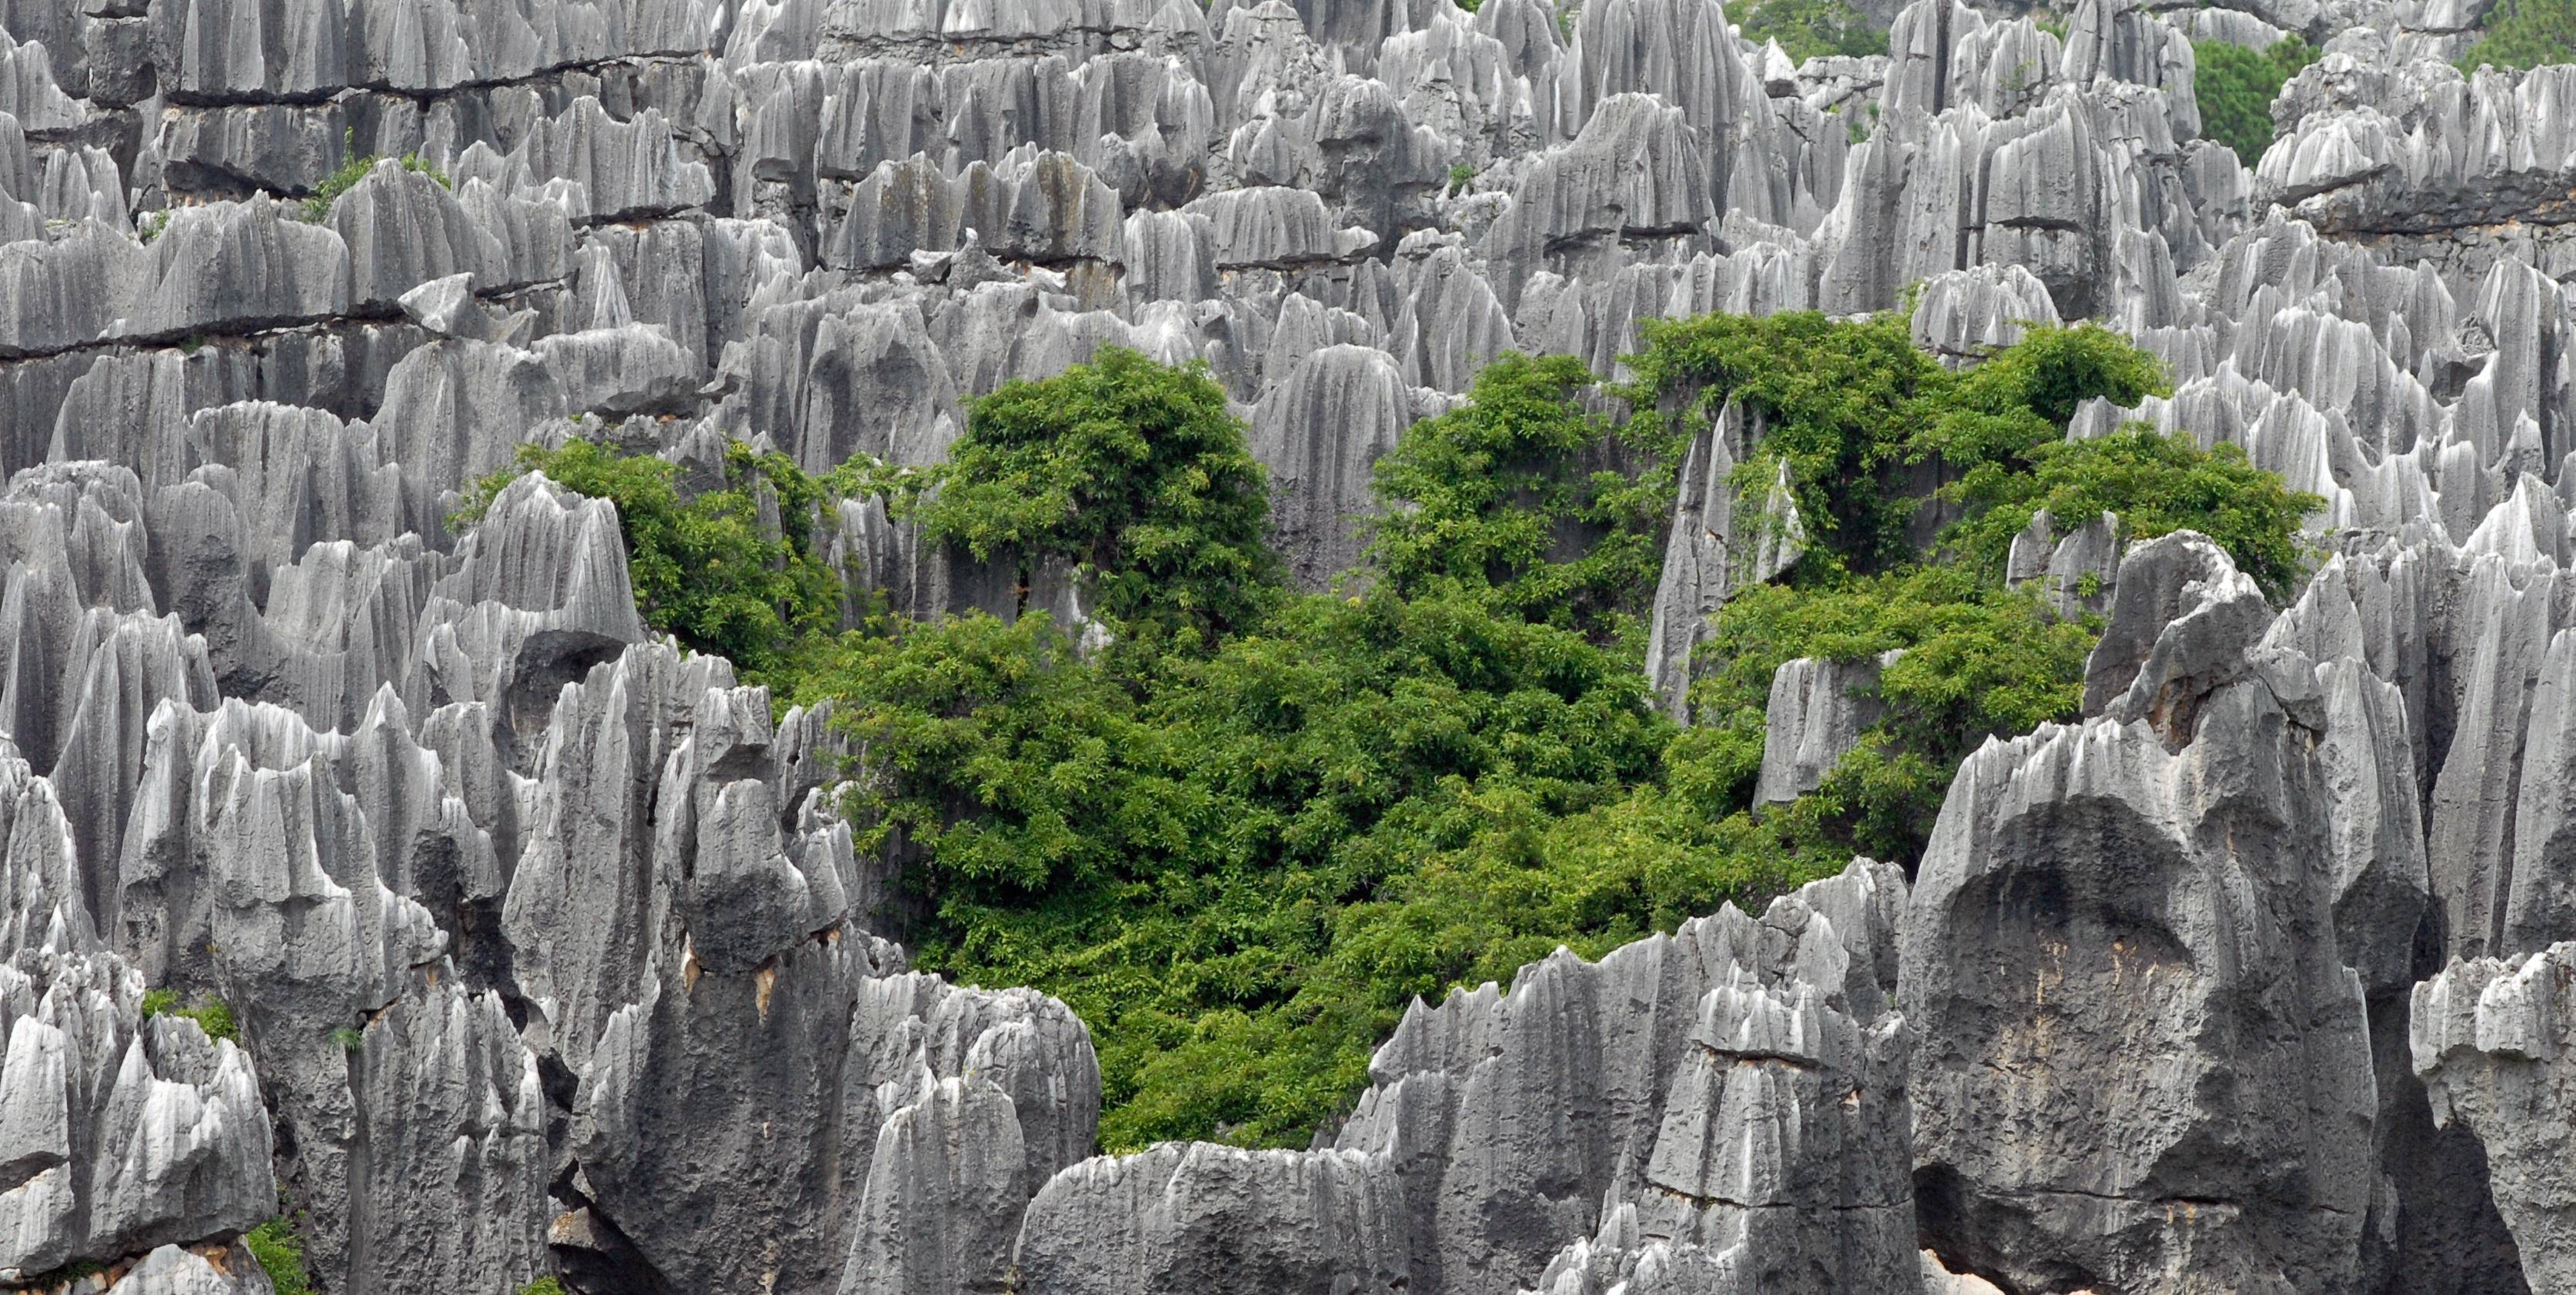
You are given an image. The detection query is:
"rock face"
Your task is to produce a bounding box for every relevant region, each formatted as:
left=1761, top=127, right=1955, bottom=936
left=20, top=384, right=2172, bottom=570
left=2415, top=945, right=2576, bottom=1290
left=1905, top=534, right=2383, bottom=1295
left=1013, top=859, right=1915, bottom=1295
left=1753, top=650, right=1898, bottom=808
left=5, top=0, right=2576, bottom=1287
left=0, top=730, right=275, bottom=1285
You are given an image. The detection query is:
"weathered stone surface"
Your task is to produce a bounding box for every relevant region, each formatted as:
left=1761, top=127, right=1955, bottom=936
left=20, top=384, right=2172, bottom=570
left=0, top=936, right=274, bottom=1283
left=1752, top=650, right=1896, bottom=808
left=1013, top=1143, right=1415, bottom=1293
left=1906, top=535, right=2378, bottom=1295
left=1014, top=859, right=1912, bottom=1295
left=2414, top=944, right=2576, bottom=1292
left=1251, top=342, right=1411, bottom=587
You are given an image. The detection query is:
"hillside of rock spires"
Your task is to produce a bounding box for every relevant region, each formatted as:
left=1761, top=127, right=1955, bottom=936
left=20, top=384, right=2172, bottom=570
left=6, top=0, right=2576, bottom=1287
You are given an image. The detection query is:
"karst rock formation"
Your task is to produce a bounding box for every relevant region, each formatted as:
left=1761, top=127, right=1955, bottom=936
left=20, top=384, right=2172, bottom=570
left=0, top=0, right=2572, bottom=1287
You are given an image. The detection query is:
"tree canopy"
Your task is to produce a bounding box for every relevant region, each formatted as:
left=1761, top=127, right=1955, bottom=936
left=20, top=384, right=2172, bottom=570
left=2461, top=0, right=2576, bottom=71
left=2193, top=37, right=2319, bottom=167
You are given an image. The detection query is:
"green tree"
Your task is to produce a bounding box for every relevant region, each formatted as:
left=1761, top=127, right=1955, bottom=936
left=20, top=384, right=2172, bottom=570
left=911, top=345, right=1281, bottom=641
left=1622, top=311, right=1941, bottom=573
left=453, top=439, right=845, bottom=681
left=2462, top=0, right=2576, bottom=69
left=1620, top=315, right=2168, bottom=577
left=1943, top=424, right=2324, bottom=601
left=796, top=610, right=1171, bottom=896
left=526, top=325, right=2318, bottom=1153
left=1368, top=352, right=1670, bottom=637
left=1675, top=566, right=2096, bottom=857
left=2194, top=37, right=2319, bottom=167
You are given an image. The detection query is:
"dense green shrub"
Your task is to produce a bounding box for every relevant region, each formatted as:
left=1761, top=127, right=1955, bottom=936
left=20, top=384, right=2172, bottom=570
left=1369, top=352, right=1671, bottom=636
left=2461, top=0, right=2576, bottom=69
left=1622, top=311, right=1941, bottom=573
left=1677, top=566, right=2098, bottom=857
left=1944, top=424, right=2324, bottom=600
left=246, top=1217, right=315, bottom=1295
left=298, top=130, right=449, bottom=221
left=2194, top=37, right=2319, bottom=167
left=141, top=987, right=240, bottom=1042
left=789, top=579, right=1673, bottom=1147
left=1740, top=0, right=1890, bottom=61
left=455, top=439, right=846, bottom=682
left=904, top=345, right=1281, bottom=640
left=1621, top=313, right=2169, bottom=576
left=504, top=318, right=2315, bottom=1150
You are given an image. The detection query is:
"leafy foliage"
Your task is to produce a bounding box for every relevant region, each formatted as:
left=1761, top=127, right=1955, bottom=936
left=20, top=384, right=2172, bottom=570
left=1678, top=566, right=2098, bottom=858
left=515, top=319, right=2317, bottom=1152
left=1620, top=313, right=2170, bottom=577
left=298, top=130, right=450, bottom=221
left=1739, top=0, right=1890, bottom=60
left=1369, top=352, right=1671, bottom=636
left=247, top=1217, right=316, bottom=1295
left=455, top=439, right=848, bottom=682
left=2461, top=0, right=2576, bottom=70
left=903, top=345, right=1281, bottom=641
left=1944, top=424, right=2324, bottom=601
left=142, top=987, right=239, bottom=1042
left=1622, top=311, right=1940, bottom=573
left=788, top=575, right=1675, bottom=1147
left=2194, top=37, right=2319, bottom=167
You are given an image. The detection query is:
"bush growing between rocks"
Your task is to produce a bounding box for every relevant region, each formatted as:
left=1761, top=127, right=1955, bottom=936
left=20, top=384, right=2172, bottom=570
left=140, top=987, right=239, bottom=1042
left=895, top=346, right=1280, bottom=640
left=246, top=1217, right=315, bottom=1295
left=297, top=130, right=452, bottom=221
left=455, top=439, right=846, bottom=682
left=2194, top=36, right=2319, bottom=166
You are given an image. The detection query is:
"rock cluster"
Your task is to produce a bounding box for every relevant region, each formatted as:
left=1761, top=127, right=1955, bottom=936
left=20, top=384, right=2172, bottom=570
left=6, top=0, right=2576, bottom=1286
left=1017, top=859, right=1914, bottom=1295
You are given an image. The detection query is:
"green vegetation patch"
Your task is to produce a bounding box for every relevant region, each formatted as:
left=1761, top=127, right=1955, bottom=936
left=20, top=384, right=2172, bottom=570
left=451, top=439, right=847, bottom=682
left=246, top=1217, right=315, bottom=1295
left=467, top=319, right=2318, bottom=1151
left=298, top=130, right=452, bottom=222
left=1739, top=0, right=1890, bottom=62
left=2461, top=0, right=2576, bottom=70
left=2194, top=36, right=2319, bottom=167
left=900, top=345, right=1281, bottom=641
left=141, top=987, right=239, bottom=1043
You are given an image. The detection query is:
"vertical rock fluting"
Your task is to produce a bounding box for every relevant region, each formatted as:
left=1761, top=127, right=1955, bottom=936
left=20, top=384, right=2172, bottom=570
left=0, top=734, right=276, bottom=1285
left=1011, top=860, right=1916, bottom=1295
left=2414, top=945, right=2576, bottom=1290
left=1903, top=535, right=2384, bottom=1295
